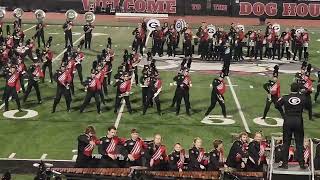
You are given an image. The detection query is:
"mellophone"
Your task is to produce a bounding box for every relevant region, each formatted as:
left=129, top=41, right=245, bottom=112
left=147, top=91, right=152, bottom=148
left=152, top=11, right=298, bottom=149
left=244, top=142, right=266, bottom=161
left=51, top=167, right=265, bottom=179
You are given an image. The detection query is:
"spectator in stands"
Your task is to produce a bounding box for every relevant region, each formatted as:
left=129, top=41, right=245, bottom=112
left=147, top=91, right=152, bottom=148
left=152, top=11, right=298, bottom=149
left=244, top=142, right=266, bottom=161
left=226, top=132, right=248, bottom=170
left=314, top=143, right=320, bottom=170
left=188, top=137, right=207, bottom=171
left=207, top=139, right=224, bottom=171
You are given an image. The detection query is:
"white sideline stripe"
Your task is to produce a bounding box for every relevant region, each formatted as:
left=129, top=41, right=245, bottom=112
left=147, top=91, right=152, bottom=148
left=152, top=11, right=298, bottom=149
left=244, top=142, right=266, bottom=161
left=40, top=154, right=47, bottom=160
left=249, top=85, right=253, bottom=89
left=226, top=76, right=251, bottom=133
left=114, top=31, right=151, bottom=128
left=8, top=153, right=16, bottom=159
left=72, top=155, right=77, bottom=161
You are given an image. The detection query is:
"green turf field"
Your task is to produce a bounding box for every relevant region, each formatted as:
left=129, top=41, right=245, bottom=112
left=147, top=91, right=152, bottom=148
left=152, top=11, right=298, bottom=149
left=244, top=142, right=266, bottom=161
left=0, top=22, right=319, bottom=166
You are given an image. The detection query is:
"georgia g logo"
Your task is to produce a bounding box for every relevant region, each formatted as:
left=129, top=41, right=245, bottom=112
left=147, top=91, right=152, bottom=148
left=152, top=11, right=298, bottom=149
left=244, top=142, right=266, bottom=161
left=289, top=97, right=301, bottom=105
left=147, top=19, right=160, bottom=31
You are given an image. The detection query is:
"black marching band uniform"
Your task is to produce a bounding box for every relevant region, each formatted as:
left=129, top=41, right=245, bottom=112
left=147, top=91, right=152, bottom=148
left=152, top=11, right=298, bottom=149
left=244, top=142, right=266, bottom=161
left=76, top=132, right=101, bottom=167
left=114, top=73, right=132, bottom=114
left=247, top=140, right=267, bottom=171
left=35, top=22, right=45, bottom=48
left=276, top=82, right=307, bottom=169
left=83, top=22, right=94, bottom=49
left=80, top=70, right=102, bottom=113
left=175, top=70, right=191, bottom=116
left=63, top=20, right=73, bottom=48
left=262, top=65, right=285, bottom=119
left=41, top=38, right=54, bottom=83
left=226, top=139, right=248, bottom=170
left=188, top=146, right=207, bottom=171
left=52, top=65, right=72, bottom=113
left=23, top=61, right=43, bottom=104
left=123, top=136, right=146, bottom=167
left=145, top=141, right=167, bottom=170
left=205, top=72, right=227, bottom=117
left=3, top=66, right=22, bottom=111
left=168, top=149, right=185, bottom=171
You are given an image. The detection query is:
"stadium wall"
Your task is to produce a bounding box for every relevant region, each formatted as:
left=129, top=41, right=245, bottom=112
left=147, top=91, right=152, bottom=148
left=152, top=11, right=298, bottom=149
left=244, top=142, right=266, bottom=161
left=1, top=0, right=320, bottom=19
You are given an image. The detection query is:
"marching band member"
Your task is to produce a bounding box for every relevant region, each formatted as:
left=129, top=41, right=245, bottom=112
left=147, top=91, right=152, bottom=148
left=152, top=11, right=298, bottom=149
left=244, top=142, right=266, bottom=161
left=41, top=44, right=54, bottom=83
left=226, top=132, right=248, bottom=170
left=281, top=28, right=292, bottom=60
left=23, top=61, right=44, bottom=104
left=205, top=72, right=227, bottom=117
left=145, top=134, right=168, bottom=170
left=188, top=137, right=208, bottom=171
left=3, top=65, right=22, bottom=111
left=83, top=22, right=94, bottom=49
left=114, top=72, right=132, bottom=114
left=302, top=29, right=309, bottom=61
left=63, top=19, right=73, bottom=48
left=98, top=126, right=125, bottom=168
left=52, top=64, right=72, bottom=113
left=168, top=143, right=185, bottom=171
left=247, top=132, right=267, bottom=172
left=208, top=139, right=224, bottom=171
left=80, top=69, right=102, bottom=114
left=123, top=129, right=146, bottom=167
left=76, top=126, right=101, bottom=168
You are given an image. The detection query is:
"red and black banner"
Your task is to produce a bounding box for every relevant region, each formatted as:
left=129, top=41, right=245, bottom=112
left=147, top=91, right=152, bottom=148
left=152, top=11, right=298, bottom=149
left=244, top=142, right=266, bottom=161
left=232, top=0, right=320, bottom=19
left=210, top=0, right=230, bottom=16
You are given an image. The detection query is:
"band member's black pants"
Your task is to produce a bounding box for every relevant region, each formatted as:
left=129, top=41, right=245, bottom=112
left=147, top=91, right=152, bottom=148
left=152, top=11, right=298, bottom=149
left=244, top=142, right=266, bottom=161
left=176, top=88, right=190, bottom=115
left=262, top=96, right=285, bottom=119
left=75, top=64, right=83, bottom=84
left=24, top=79, right=41, bottom=103
left=282, top=118, right=304, bottom=165
left=205, top=93, right=226, bottom=117
left=65, top=32, right=73, bottom=48
left=315, top=84, right=320, bottom=102
left=293, top=45, right=303, bottom=61
left=4, top=86, right=21, bottom=111
left=85, top=33, right=92, bottom=49
left=36, top=32, right=45, bottom=48
left=42, top=62, right=53, bottom=83
left=80, top=90, right=101, bottom=113
left=52, top=84, right=71, bottom=112
left=114, top=93, right=132, bottom=113
left=255, top=44, right=263, bottom=60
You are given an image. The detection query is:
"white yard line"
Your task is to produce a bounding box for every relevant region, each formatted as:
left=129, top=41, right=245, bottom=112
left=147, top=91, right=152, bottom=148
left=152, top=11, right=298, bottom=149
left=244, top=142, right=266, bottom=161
left=24, top=25, right=36, bottom=32
left=8, top=153, right=16, bottom=159
left=114, top=31, right=151, bottom=128
left=226, top=76, right=251, bottom=133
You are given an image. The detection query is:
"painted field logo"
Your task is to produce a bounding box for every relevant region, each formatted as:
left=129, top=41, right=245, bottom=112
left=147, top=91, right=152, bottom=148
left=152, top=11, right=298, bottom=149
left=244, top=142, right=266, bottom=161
left=3, top=109, right=38, bottom=119
left=201, top=115, right=235, bottom=125
left=253, top=117, right=283, bottom=127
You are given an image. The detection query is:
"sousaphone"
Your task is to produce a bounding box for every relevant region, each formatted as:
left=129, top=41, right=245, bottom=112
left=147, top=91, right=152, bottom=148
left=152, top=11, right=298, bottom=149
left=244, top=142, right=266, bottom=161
left=0, top=9, right=5, bottom=20
left=35, top=9, right=46, bottom=23
left=84, top=12, right=95, bottom=23
left=65, top=9, right=78, bottom=22
left=13, top=8, right=23, bottom=19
